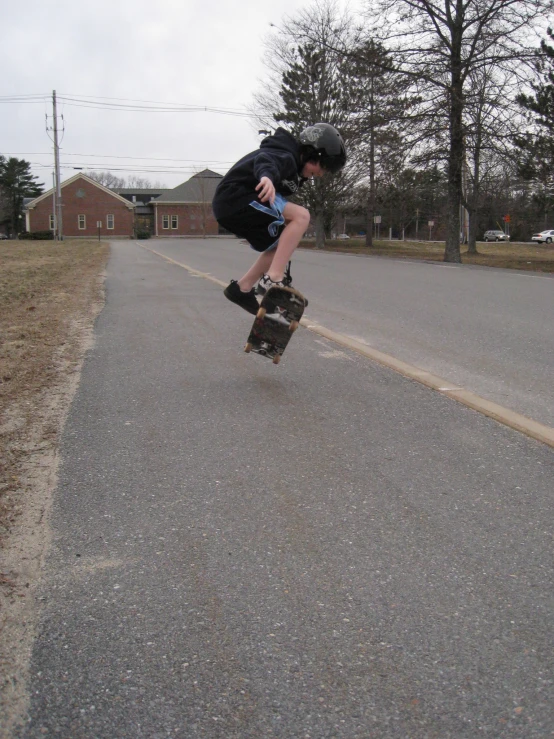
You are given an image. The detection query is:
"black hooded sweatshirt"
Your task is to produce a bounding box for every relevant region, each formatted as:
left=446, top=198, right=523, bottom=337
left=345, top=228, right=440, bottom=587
left=212, top=128, right=306, bottom=219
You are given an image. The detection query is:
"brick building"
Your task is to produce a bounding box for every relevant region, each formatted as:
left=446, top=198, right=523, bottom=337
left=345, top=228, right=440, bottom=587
left=25, top=169, right=224, bottom=239
left=25, top=173, right=135, bottom=238
left=150, top=169, right=222, bottom=237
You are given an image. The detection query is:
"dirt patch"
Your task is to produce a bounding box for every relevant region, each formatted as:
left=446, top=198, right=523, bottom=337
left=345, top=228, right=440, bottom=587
left=0, top=239, right=109, bottom=738
left=301, top=238, right=554, bottom=273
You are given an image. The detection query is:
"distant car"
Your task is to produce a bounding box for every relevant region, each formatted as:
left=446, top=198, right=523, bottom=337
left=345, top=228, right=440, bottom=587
left=337, top=233, right=350, bottom=240
left=0, top=233, right=8, bottom=240
left=483, top=229, right=509, bottom=242
left=531, top=229, right=554, bottom=244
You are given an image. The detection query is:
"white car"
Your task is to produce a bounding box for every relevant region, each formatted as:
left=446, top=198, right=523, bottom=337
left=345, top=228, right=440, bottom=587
left=337, top=233, right=350, bottom=240
left=531, top=229, right=554, bottom=244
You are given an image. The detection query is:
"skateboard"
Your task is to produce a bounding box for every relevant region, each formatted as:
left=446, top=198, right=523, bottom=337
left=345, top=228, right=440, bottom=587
left=244, top=285, right=306, bottom=364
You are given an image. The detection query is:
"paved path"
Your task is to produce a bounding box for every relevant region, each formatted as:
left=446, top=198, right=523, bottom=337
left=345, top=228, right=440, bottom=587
left=19, top=242, right=553, bottom=738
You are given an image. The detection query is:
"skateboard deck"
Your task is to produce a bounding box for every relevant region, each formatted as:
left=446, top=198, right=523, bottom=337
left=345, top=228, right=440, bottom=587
left=244, top=285, right=306, bottom=364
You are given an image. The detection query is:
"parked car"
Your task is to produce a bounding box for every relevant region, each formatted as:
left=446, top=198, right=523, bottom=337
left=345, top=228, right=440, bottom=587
left=0, top=233, right=8, bottom=240
left=337, top=233, right=350, bottom=240
left=531, top=229, right=554, bottom=244
left=483, top=229, right=510, bottom=242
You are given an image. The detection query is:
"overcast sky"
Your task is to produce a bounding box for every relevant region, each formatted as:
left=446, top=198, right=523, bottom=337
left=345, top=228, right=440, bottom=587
left=1, top=0, right=363, bottom=190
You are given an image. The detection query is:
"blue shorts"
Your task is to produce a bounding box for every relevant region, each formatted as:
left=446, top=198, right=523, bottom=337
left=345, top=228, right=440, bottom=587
left=216, top=194, right=288, bottom=252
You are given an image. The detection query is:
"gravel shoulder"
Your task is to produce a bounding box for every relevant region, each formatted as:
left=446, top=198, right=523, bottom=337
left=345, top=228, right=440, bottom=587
left=0, top=240, right=109, bottom=738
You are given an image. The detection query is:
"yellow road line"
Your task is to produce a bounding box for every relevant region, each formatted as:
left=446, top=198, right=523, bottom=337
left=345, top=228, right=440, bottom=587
left=137, top=243, right=554, bottom=449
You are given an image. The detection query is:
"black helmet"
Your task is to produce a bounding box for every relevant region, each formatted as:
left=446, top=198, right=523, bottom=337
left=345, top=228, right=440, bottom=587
left=299, top=123, right=346, bottom=173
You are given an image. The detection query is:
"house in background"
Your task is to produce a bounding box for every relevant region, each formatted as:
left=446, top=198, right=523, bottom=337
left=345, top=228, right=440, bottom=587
left=25, top=173, right=135, bottom=238
left=114, top=186, right=168, bottom=236
left=25, top=169, right=225, bottom=239
left=151, top=169, right=222, bottom=237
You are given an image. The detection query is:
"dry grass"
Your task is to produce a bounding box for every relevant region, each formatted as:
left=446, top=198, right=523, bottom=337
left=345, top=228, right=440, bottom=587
left=0, top=239, right=109, bottom=542
left=301, top=238, right=554, bottom=273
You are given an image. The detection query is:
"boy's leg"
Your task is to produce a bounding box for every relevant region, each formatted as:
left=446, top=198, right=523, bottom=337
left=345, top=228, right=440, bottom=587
left=265, top=203, right=310, bottom=282
left=237, top=249, right=274, bottom=292
left=235, top=201, right=310, bottom=291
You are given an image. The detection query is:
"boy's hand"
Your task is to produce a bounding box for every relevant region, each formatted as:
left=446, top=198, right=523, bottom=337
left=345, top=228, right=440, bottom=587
left=256, top=176, right=275, bottom=205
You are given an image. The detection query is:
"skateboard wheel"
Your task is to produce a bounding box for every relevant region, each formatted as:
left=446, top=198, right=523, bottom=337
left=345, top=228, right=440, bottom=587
left=244, top=343, right=252, bottom=353
left=257, top=307, right=267, bottom=320
left=272, top=354, right=281, bottom=365
left=289, top=320, right=299, bottom=332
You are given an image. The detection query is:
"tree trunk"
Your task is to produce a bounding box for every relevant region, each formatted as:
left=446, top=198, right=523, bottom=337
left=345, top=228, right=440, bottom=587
left=315, top=211, right=325, bottom=249
left=444, top=58, right=463, bottom=263
left=365, top=195, right=374, bottom=247
left=467, top=204, right=479, bottom=254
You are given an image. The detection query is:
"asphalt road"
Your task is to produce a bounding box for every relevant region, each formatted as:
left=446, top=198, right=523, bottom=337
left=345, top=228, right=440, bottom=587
left=19, top=240, right=553, bottom=738
left=145, top=238, right=554, bottom=429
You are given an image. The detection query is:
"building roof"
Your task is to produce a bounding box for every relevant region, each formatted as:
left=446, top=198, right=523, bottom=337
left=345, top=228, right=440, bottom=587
left=115, top=188, right=168, bottom=196
left=25, top=173, right=135, bottom=210
left=153, top=169, right=223, bottom=204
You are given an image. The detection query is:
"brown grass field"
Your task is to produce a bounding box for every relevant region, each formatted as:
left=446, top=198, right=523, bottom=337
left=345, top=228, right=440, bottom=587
left=0, top=240, right=109, bottom=547
left=301, top=238, right=554, bottom=273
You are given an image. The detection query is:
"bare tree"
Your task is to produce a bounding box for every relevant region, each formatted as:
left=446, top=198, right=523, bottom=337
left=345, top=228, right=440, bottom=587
left=83, top=171, right=126, bottom=189
left=361, top=0, right=552, bottom=261
left=83, top=172, right=166, bottom=190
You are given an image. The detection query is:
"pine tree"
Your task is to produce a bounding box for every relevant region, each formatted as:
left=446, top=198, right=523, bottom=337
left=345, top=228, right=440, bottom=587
left=346, top=40, right=415, bottom=246
left=274, top=42, right=354, bottom=247
left=0, top=157, right=44, bottom=236
left=516, top=28, right=554, bottom=227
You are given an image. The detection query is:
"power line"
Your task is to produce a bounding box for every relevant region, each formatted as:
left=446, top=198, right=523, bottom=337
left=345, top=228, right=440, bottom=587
left=0, top=92, right=259, bottom=117
left=4, top=151, right=236, bottom=165
left=28, top=162, right=223, bottom=176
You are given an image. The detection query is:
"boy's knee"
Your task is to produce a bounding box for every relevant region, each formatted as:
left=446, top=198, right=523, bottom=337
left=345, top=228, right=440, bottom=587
left=294, top=207, right=310, bottom=230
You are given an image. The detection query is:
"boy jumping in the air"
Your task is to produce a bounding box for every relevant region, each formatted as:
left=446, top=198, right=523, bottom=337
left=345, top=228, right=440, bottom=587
left=212, top=123, right=346, bottom=315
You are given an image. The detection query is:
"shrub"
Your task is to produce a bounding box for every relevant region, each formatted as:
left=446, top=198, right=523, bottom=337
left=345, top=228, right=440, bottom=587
left=19, top=231, right=55, bottom=241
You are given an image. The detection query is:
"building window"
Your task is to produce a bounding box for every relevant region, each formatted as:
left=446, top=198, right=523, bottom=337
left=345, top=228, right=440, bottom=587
left=171, top=215, right=178, bottom=229
left=107, top=214, right=114, bottom=230
left=162, top=215, right=169, bottom=229
left=49, top=214, right=55, bottom=231
left=78, top=215, right=86, bottom=230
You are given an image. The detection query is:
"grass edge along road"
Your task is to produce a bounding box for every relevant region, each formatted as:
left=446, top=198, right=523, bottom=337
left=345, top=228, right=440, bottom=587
left=301, top=237, right=554, bottom=273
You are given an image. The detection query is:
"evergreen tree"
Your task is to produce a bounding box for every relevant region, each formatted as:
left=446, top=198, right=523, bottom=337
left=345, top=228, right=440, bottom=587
left=516, top=28, right=554, bottom=228
left=274, top=41, right=355, bottom=247
left=0, top=156, right=44, bottom=236
left=346, top=39, right=415, bottom=246
left=254, top=1, right=361, bottom=247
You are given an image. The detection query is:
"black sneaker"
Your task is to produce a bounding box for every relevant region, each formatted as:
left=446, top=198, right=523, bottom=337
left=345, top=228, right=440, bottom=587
left=223, top=280, right=260, bottom=315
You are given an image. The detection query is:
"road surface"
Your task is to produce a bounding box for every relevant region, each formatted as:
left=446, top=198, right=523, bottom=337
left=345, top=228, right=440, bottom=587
left=17, top=240, right=554, bottom=738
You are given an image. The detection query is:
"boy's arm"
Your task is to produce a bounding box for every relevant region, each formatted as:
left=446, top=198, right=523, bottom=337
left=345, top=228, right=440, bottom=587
left=253, top=150, right=297, bottom=199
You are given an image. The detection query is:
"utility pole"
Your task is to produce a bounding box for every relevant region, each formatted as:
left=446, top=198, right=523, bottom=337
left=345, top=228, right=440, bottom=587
left=52, top=90, right=63, bottom=241
left=52, top=171, right=56, bottom=239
